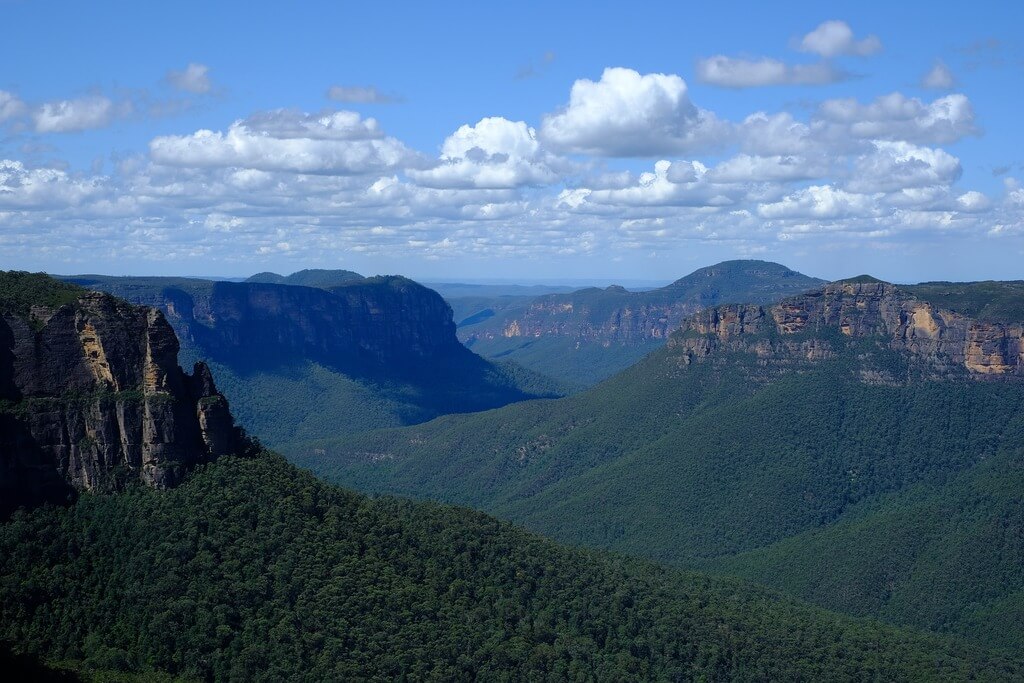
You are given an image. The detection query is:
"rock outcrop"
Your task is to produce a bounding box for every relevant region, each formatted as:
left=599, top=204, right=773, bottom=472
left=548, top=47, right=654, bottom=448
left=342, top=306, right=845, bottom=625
left=669, top=280, right=1024, bottom=379
left=0, top=291, right=246, bottom=515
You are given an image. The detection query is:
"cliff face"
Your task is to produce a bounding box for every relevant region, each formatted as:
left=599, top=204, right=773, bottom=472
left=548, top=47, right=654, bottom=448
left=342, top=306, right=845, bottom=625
left=460, top=260, right=824, bottom=347
left=669, top=281, right=1024, bottom=379
left=182, top=279, right=461, bottom=367
left=78, top=276, right=467, bottom=375
left=0, top=291, right=244, bottom=515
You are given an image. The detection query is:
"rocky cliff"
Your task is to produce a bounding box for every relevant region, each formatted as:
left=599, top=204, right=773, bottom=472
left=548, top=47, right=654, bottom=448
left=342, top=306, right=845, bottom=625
left=669, top=279, right=1024, bottom=379
left=460, top=260, right=824, bottom=347
left=0, top=282, right=246, bottom=515
left=68, top=275, right=468, bottom=376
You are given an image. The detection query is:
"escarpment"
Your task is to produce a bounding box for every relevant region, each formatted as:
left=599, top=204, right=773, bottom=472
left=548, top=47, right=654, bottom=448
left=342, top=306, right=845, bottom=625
left=669, top=280, right=1024, bottom=379
left=0, top=288, right=247, bottom=515
left=69, top=276, right=468, bottom=376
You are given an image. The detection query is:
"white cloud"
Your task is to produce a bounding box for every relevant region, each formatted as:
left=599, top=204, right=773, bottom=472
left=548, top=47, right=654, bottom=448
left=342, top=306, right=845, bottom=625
left=241, top=109, right=385, bottom=140
left=149, top=109, right=414, bottom=174
left=3, top=59, right=1020, bottom=268
left=408, top=117, right=567, bottom=189
left=957, top=191, right=991, bottom=212
left=696, top=56, right=847, bottom=88
left=0, top=159, right=106, bottom=209
left=33, top=96, right=120, bottom=133
left=567, top=159, right=758, bottom=209
left=539, top=67, right=729, bottom=156
left=166, top=63, right=213, bottom=94
left=921, top=61, right=956, bottom=89
left=326, top=85, right=400, bottom=104
left=0, top=91, right=26, bottom=122
left=847, top=141, right=961, bottom=193
left=816, top=92, right=977, bottom=144
left=759, top=185, right=878, bottom=219
left=709, top=154, right=829, bottom=183
left=738, top=112, right=818, bottom=156
left=799, top=20, right=882, bottom=58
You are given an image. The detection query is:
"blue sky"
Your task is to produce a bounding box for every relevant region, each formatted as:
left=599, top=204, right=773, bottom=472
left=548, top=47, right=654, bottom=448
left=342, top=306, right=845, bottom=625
left=1, top=1, right=1022, bottom=283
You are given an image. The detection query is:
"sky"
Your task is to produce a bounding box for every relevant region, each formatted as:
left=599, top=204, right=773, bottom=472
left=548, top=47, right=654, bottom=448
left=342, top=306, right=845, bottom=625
left=1, top=1, right=1023, bottom=284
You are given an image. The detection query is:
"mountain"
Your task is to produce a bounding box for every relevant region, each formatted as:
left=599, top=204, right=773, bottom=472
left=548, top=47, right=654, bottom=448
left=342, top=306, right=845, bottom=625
left=60, top=273, right=559, bottom=450
left=299, top=278, right=1024, bottom=649
left=457, top=260, right=824, bottom=388
left=0, top=272, right=249, bottom=517
left=245, top=268, right=365, bottom=288
left=3, top=451, right=1021, bottom=680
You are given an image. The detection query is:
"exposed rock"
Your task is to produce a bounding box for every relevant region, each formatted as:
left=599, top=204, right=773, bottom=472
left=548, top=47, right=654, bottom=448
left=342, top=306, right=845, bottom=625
left=91, top=277, right=467, bottom=376
left=669, top=281, right=1024, bottom=379
left=0, top=291, right=247, bottom=515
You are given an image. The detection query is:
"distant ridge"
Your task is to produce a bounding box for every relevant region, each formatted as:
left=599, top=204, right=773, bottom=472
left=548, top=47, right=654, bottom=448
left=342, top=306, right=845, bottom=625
left=246, top=269, right=365, bottom=288
left=455, top=259, right=825, bottom=388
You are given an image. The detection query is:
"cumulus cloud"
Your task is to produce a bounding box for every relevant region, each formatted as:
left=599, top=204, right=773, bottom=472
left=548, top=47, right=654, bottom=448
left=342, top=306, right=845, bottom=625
left=847, top=141, right=961, bottom=193
left=815, top=92, right=977, bottom=144
left=539, top=67, right=729, bottom=156
left=166, top=63, right=213, bottom=94
left=708, top=154, right=830, bottom=183
left=0, top=159, right=107, bottom=209
left=33, top=96, right=121, bottom=133
left=737, top=112, right=818, bottom=156
left=2, top=57, right=1018, bottom=268
left=696, top=56, right=848, bottom=88
left=408, top=117, right=568, bottom=189
left=921, top=61, right=956, bottom=89
left=563, top=159, right=772, bottom=211
left=799, top=20, right=882, bottom=58
left=149, top=109, right=415, bottom=174
left=758, top=184, right=878, bottom=220
left=326, top=85, right=401, bottom=104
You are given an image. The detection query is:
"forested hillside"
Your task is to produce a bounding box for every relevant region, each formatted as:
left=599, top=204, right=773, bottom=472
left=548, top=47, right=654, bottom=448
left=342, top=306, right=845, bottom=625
left=2, top=453, right=1020, bottom=681
left=298, top=279, right=1024, bottom=650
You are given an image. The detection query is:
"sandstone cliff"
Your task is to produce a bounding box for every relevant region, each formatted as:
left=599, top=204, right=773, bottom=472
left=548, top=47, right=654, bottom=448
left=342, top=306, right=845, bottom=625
left=669, top=280, right=1024, bottom=379
left=0, top=287, right=246, bottom=515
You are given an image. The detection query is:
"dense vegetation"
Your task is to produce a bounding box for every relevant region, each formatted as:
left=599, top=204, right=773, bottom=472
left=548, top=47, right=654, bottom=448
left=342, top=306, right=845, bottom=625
left=707, top=445, right=1024, bottom=651
left=299, top=336, right=1024, bottom=650
left=0, top=271, right=84, bottom=317
left=465, top=334, right=665, bottom=391
left=209, top=357, right=563, bottom=449
left=904, top=280, right=1024, bottom=322
left=3, top=453, right=1021, bottom=681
